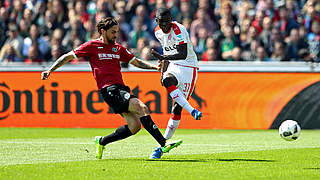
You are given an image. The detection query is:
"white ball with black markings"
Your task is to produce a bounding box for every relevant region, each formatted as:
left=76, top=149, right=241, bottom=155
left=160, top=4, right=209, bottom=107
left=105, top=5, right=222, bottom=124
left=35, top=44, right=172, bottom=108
left=279, top=120, right=301, bottom=141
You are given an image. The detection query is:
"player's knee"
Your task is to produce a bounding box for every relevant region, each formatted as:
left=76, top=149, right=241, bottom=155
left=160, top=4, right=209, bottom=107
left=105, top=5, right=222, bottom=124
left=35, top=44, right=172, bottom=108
left=130, top=98, right=150, bottom=116
left=162, top=77, right=176, bottom=88
left=172, top=104, right=183, bottom=114
left=139, top=103, right=150, bottom=115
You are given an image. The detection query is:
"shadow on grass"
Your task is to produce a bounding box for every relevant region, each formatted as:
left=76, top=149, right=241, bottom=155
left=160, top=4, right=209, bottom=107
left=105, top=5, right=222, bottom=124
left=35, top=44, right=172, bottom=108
left=100, top=158, right=275, bottom=163
left=145, top=159, right=208, bottom=162
left=304, top=168, right=320, bottom=170
left=216, top=158, right=275, bottom=162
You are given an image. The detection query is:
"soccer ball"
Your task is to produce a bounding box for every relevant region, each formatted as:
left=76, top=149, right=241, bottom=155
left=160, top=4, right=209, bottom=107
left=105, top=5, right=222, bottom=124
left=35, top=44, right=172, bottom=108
left=279, top=120, right=301, bottom=141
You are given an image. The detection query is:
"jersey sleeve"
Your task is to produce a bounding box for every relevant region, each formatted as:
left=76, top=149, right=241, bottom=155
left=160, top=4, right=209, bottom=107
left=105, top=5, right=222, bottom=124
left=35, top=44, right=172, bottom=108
left=173, top=24, right=188, bottom=45
left=72, top=41, right=92, bottom=58
left=120, top=46, right=135, bottom=63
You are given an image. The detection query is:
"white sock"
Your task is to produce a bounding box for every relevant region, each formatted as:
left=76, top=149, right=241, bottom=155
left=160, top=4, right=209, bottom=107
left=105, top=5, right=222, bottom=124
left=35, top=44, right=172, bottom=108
left=164, top=119, right=180, bottom=139
left=169, top=89, right=194, bottom=113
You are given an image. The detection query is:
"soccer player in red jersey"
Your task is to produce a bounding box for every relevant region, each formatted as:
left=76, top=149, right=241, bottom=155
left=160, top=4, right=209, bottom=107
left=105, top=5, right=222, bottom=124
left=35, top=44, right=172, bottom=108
left=41, top=17, right=182, bottom=159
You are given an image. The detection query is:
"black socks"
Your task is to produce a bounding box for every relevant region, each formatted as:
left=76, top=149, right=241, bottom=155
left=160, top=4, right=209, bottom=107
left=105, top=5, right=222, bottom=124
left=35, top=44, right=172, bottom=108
left=99, top=116, right=166, bottom=147
left=140, top=115, right=166, bottom=147
left=99, top=125, right=133, bottom=146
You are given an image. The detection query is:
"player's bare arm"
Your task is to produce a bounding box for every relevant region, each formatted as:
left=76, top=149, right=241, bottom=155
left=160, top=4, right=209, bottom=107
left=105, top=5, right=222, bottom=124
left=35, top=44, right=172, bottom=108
left=130, top=57, right=160, bottom=71
left=151, top=43, right=187, bottom=61
left=41, top=51, right=75, bottom=80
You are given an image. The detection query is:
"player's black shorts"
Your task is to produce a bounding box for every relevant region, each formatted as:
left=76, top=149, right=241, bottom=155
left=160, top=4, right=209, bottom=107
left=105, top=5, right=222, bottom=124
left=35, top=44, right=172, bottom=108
left=99, top=84, right=136, bottom=114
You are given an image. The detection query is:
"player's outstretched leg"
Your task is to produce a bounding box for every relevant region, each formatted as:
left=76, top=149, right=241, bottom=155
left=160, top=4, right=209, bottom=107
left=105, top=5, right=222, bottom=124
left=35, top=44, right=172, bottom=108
left=149, top=139, right=183, bottom=159
left=95, top=136, right=105, bottom=159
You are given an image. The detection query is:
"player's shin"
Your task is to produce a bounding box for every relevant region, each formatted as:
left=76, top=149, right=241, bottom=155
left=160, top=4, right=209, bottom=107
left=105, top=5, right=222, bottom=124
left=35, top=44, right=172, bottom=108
left=164, top=115, right=181, bottom=139
left=140, top=115, right=166, bottom=147
left=167, top=85, right=194, bottom=113
left=99, top=125, right=133, bottom=146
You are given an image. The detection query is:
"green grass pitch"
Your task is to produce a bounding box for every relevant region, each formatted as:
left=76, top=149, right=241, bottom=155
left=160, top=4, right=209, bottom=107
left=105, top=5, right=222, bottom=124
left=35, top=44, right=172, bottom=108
left=0, top=128, right=319, bottom=179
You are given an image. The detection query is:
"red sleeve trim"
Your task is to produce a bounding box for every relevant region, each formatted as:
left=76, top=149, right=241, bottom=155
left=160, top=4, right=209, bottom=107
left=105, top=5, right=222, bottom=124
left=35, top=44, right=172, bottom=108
left=172, top=23, right=181, bottom=35
left=154, top=26, right=160, bottom=33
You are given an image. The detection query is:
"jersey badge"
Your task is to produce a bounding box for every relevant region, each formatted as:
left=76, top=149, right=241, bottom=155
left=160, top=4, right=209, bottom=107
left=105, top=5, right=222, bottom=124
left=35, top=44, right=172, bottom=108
left=112, top=48, right=118, bottom=52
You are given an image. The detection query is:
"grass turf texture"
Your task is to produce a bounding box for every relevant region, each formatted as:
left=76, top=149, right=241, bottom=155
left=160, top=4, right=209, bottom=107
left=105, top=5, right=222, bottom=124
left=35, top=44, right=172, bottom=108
left=0, top=128, right=319, bottom=179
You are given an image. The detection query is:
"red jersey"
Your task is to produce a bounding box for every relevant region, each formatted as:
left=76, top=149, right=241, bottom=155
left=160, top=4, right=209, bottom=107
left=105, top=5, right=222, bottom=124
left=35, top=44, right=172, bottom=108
left=72, top=39, right=135, bottom=90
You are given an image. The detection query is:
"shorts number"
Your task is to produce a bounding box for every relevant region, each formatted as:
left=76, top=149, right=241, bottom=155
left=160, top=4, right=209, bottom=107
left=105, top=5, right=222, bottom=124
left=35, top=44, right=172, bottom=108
left=183, top=83, right=191, bottom=92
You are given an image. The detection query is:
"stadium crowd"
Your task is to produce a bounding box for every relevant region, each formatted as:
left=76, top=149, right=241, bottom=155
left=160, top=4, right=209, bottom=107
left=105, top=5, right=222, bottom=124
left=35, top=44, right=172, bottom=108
left=0, top=0, right=319, bottom=64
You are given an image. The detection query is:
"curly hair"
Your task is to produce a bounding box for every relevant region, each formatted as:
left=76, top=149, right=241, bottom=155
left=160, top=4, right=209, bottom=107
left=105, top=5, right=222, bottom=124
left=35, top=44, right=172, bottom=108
left=96, top=17, right=118, bottom=34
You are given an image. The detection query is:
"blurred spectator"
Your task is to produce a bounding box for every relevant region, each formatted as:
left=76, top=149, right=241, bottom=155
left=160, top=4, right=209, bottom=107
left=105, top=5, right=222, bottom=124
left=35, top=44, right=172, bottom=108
left=0, top=44, right=22, bottom=63
left=255, top=45, right=270, bottom=61
left=265, top=27, right=284, bottom=55
left=22, top=24, right=49, bottom=59
left=307, top=20, right=320, bottom=61
left=1, top=24, right=23, bottom=59
left=270, top=41, right=289, bottom=61
left=115, top=13, right=130, bottom=43
left=130, top=4, right=153, bottom=34
left=302, top=0, right=320, bottom=32
left=129, top=19, right=153, bottom=49
left=286, top=28, right=309, bottom=61
left=298, top=48, right=314, bottom=61
left=39, top=10, right=58, bottom=38
left=277, top=6, right=299, bottom=38
left=190, top=8, right=217, bottom=46
left=0, top=7, right=9, bottom=47
left=260, top=16, right=273, bottom=47
left=84, top=18, right=98, bottom=41
left=75, top=0, right=89, bottom=25
left=181, top=18, right=192, bottom=34
left=24, top=43, right=42, bottom=63
left=140, top=46, right=153, bottom=60
left=251, top=9, right=266, bottom=34
left=242, top=26, right=259, bottom=50
left=9, top=0, right=24, bottom=24
left=231, top=46, right=244, bottom=61
left=221, top=25, right=240, bottom=61
left=176, top=1, right=194, bottom=23
left=242, top=39, right=260, bottom=61
left=217, top=1, right=237, bottom=28
left=48, top=44, right=63, bottom=62
left=194, top=27, right=209, bottom=56
left=19, top=19, right=30, bottom=38
left=34, top=1, right=47, bottom=26
left=260, top=0, right=280, bottom=22
left=286, top=0, right=300, bottom=21
left=132, top=37, right=148, bottom=58
left=49, top=0, right=67, bottom=28
left=201, top=48, right=218, bottom=61
left=95, top=0, right=112, bottom=22
left=239, top=18, right=252, bottom=46
left=62, top=18, right=86, bottom=51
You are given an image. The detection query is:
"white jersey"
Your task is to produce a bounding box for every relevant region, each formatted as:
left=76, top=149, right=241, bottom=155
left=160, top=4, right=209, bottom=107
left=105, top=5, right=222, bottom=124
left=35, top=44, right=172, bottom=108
left=154, top=21, right=198, bottom=67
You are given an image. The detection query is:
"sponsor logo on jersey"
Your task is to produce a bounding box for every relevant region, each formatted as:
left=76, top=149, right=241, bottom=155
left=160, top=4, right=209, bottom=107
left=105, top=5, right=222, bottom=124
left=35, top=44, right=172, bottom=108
left=98, top=47, right=103, bottom=49
left=98, top=53, right=120, bottom=60
left=112, top=47, right=118, bottom=52
left=164, top=44, right=177, bottom=51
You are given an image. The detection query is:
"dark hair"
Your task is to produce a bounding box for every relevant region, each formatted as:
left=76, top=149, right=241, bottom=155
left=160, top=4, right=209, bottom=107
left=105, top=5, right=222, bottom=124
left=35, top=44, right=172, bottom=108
left=156, top=7, right=172, bottom=19
left=96, top=17, right=118, bottom=34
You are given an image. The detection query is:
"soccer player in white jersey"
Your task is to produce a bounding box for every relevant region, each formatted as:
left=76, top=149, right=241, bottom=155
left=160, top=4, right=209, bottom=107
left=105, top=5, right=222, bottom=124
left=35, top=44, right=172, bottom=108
left=151, top=7, right=202, bottom=141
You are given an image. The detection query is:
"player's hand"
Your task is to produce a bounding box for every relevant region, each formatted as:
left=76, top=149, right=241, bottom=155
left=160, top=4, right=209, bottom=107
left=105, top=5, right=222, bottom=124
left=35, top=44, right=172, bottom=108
left=41, top=70, right=51, bottom=80
left=151, top=49, right=164, bottom=61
